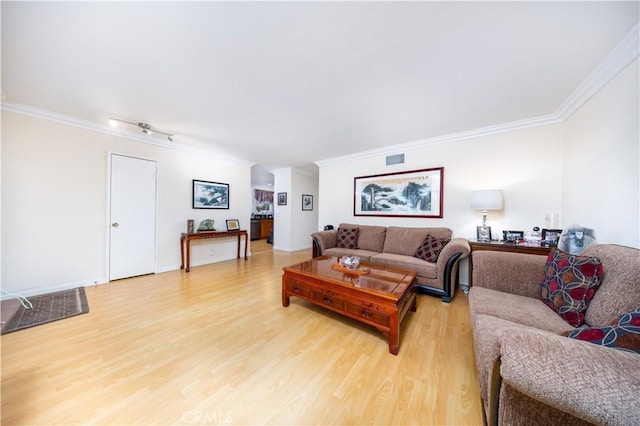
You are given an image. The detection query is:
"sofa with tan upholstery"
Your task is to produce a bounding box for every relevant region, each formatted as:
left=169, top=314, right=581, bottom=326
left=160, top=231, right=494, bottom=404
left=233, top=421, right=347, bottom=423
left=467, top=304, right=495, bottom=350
left=469, top=244, right=640, bottom=425
left=311, top=223, right=470, bottom=302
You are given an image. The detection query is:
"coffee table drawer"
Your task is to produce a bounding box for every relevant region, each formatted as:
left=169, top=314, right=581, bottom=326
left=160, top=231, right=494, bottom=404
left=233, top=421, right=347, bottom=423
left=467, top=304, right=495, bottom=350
left=285, top=281, right=312, bottom=298
left=312, top=290, right=345, bottom=310
left=346, top=303, right=389, bottom=326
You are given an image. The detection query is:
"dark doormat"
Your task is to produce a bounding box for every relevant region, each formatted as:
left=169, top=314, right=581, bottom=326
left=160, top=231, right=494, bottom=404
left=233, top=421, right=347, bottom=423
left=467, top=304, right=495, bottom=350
left=1, top=287, right=89, bottom=335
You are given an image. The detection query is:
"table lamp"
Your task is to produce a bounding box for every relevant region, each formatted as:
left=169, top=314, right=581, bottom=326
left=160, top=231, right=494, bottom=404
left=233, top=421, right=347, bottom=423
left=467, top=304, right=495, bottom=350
left=471, top=190, right=504, bottom=242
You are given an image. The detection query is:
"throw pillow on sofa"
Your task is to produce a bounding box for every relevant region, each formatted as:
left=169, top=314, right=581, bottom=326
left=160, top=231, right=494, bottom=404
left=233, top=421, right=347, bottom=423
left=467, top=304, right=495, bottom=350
left=539, top=249, right=603, bottom=327
left=414, top=235, right=450, bottom=263
left=336, top=227, right=358, bottom=249
left=564, top=307, right=640, bottom=354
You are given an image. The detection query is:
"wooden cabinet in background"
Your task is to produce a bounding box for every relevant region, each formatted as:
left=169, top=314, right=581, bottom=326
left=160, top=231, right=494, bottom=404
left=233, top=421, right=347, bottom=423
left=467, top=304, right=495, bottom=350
left=260, top=219, right=273, bottom=239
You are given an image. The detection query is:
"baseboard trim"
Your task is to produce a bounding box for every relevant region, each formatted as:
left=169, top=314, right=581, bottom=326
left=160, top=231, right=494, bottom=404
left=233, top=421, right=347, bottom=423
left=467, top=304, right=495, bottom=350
left=1, top=278, right=106, bottom=300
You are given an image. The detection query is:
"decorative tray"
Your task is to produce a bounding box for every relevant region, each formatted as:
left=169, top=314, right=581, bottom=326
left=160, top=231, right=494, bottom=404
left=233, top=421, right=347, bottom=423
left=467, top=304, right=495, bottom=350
left=331, top=263, right=370, bottom=275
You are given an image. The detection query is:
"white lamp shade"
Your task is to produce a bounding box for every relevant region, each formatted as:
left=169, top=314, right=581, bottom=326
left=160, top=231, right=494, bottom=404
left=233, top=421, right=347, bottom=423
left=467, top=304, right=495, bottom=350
left=471, top=190, right=504, bottom=210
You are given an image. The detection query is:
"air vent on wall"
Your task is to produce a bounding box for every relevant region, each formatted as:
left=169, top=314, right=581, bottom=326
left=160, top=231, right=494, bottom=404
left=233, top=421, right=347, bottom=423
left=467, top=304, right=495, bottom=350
left=386, top=153, right=405, bottom=166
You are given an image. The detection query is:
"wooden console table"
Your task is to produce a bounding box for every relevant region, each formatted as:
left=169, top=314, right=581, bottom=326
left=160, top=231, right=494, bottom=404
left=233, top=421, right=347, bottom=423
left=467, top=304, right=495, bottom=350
left=180, top=230, right=248, bottom=272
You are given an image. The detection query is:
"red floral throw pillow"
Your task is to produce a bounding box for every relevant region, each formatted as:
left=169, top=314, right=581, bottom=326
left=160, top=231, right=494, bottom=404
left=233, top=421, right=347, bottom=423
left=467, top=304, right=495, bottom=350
left=336, top=228, right=358, bottom=249
left=414, top=235, right=450, bottom=263
left=539, top=249, right=603, bottom=327
left=564, top=307, right=640, bottom=354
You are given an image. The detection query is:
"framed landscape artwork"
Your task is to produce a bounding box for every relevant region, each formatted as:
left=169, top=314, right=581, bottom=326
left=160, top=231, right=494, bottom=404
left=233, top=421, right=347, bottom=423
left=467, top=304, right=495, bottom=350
left=226, top=219, right=240, bottom=231
left=354, top=167, right=444, bottom=218
left=193, top=180, right=229, bottom=209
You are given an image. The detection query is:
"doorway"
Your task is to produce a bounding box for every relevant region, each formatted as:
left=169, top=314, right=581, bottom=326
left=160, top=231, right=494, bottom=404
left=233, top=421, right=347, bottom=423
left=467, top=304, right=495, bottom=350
left=109, top=154, right=157, bottom=280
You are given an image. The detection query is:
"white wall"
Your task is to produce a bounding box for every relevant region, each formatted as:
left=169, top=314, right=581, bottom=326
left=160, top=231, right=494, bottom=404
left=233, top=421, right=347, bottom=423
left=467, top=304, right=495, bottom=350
left=273, top=168, right=292, bottom=251
left=273, top=167, right=318, bottom=252
left=291, top=169, right=319, bottom=251
left=2, top=110, right=253, bottom=296
left=317, top=124, right=564, bottom=240
left=562, top=58, right=639, bottom=247
left=316, top=55, right=640, bottom=286
left=317, top=126, right=566, bottom=286
left=2, top=54, right=636, bottom=296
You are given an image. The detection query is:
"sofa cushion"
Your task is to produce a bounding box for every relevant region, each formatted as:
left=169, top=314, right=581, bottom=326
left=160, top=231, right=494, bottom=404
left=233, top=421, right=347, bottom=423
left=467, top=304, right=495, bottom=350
left=383, top=227, right=451, bottom=256
left=382, top=227, right=427, bottom=255
left=564, top=307, right=640, bottom=354
left=323, top=248, right=378, bottom=262
left=469, top=286, right=574, bottom=334
left=414, top=235, right=450, bottom=263
left=471, top=251, right=548, bottom=299
left=339, top=223, right=386, bottom=252
left=336, top=227, right=358, bottom=249
left=539, top=250, right=603, bottom=327
left=581, top=244, right=640, bottom=327
left=370, top=253, right=437, bottom=279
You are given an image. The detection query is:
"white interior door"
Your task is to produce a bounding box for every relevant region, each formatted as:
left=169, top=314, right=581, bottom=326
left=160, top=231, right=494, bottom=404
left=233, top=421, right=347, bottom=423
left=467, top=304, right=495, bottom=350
left=109, top=154, right=157, bottom=280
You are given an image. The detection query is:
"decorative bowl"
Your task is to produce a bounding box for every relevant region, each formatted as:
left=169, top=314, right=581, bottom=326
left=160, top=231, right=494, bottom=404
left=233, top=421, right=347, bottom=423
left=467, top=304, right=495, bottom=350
left=339, top=255, right=360, bottom=270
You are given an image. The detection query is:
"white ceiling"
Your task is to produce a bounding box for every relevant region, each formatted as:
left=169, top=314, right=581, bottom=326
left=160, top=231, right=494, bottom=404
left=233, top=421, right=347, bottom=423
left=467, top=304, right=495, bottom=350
left=2, top=2, right=638, bottom=186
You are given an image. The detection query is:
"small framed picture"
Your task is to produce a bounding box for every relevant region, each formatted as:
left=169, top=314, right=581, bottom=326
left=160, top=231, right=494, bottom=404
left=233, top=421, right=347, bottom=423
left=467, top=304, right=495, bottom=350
left=476, top=226, right=491, bottom=240
left=277, top=192, right=287, bottom=206
left=302, top=194, right=313, bottom=211
left=226, top=219, right=240, bottom=231
left=503, top=230, right=524, bottom=243
left=542, top=228, right=562, bottom=246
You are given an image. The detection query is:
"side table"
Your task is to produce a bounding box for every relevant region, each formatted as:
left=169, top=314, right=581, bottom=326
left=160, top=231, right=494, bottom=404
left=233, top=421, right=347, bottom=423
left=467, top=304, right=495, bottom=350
left=467, top=240, right=553, bottom=290
left=180, top=230, right=248, bottom=272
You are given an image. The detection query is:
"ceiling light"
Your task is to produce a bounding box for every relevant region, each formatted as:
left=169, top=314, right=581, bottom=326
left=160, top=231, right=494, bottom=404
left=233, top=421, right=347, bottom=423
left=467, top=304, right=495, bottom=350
left=109, top=117, right=174, bottom=141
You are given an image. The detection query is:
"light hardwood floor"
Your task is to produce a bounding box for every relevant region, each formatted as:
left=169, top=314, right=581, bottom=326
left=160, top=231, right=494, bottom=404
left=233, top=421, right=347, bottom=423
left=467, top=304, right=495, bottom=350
left=1, top=241, right=483, bottom=425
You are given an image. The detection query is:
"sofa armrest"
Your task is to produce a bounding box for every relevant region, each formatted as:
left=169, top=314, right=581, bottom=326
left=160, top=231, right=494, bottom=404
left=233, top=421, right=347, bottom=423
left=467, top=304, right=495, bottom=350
left=497, top=327, right=640, bottom=425
left=311, top=230, right=338, bottom=257
left=430, top=238, right=469, bottom=302
left=437, top=237, right=470, bottom=270
left=472, top=251, right=547, bottom=298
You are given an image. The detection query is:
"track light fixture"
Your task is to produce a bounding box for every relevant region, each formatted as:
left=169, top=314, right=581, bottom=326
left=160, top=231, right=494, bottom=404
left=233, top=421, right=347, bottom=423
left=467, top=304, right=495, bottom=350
left=109, top=118, right=174, bottom=141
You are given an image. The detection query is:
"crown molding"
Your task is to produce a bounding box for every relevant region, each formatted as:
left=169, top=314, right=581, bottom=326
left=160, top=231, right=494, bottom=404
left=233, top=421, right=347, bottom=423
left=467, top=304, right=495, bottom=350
left=292, top=167, right=318, bottom=178
left=270, top=166, right=318, bottom=178
left=555, top=23, right=639, bottom=121
left=315, top=113, right=561, bottom=167
left=316, top=23, right=639, bottom=167
left=1, top=101, right=255, bottom=168
left=4, top=24, right=637, bottom=171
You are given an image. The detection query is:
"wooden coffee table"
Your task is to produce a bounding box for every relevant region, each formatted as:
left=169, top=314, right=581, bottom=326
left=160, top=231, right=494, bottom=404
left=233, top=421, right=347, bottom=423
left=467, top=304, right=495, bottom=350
left=282, top=256, right=417, bottom=355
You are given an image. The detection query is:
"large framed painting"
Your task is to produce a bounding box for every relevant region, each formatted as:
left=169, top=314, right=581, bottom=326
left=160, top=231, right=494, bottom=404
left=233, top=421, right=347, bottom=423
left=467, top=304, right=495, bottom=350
left=354, top=167, right=444, bottom=218
left=192, top=179, right=229, bottom=209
